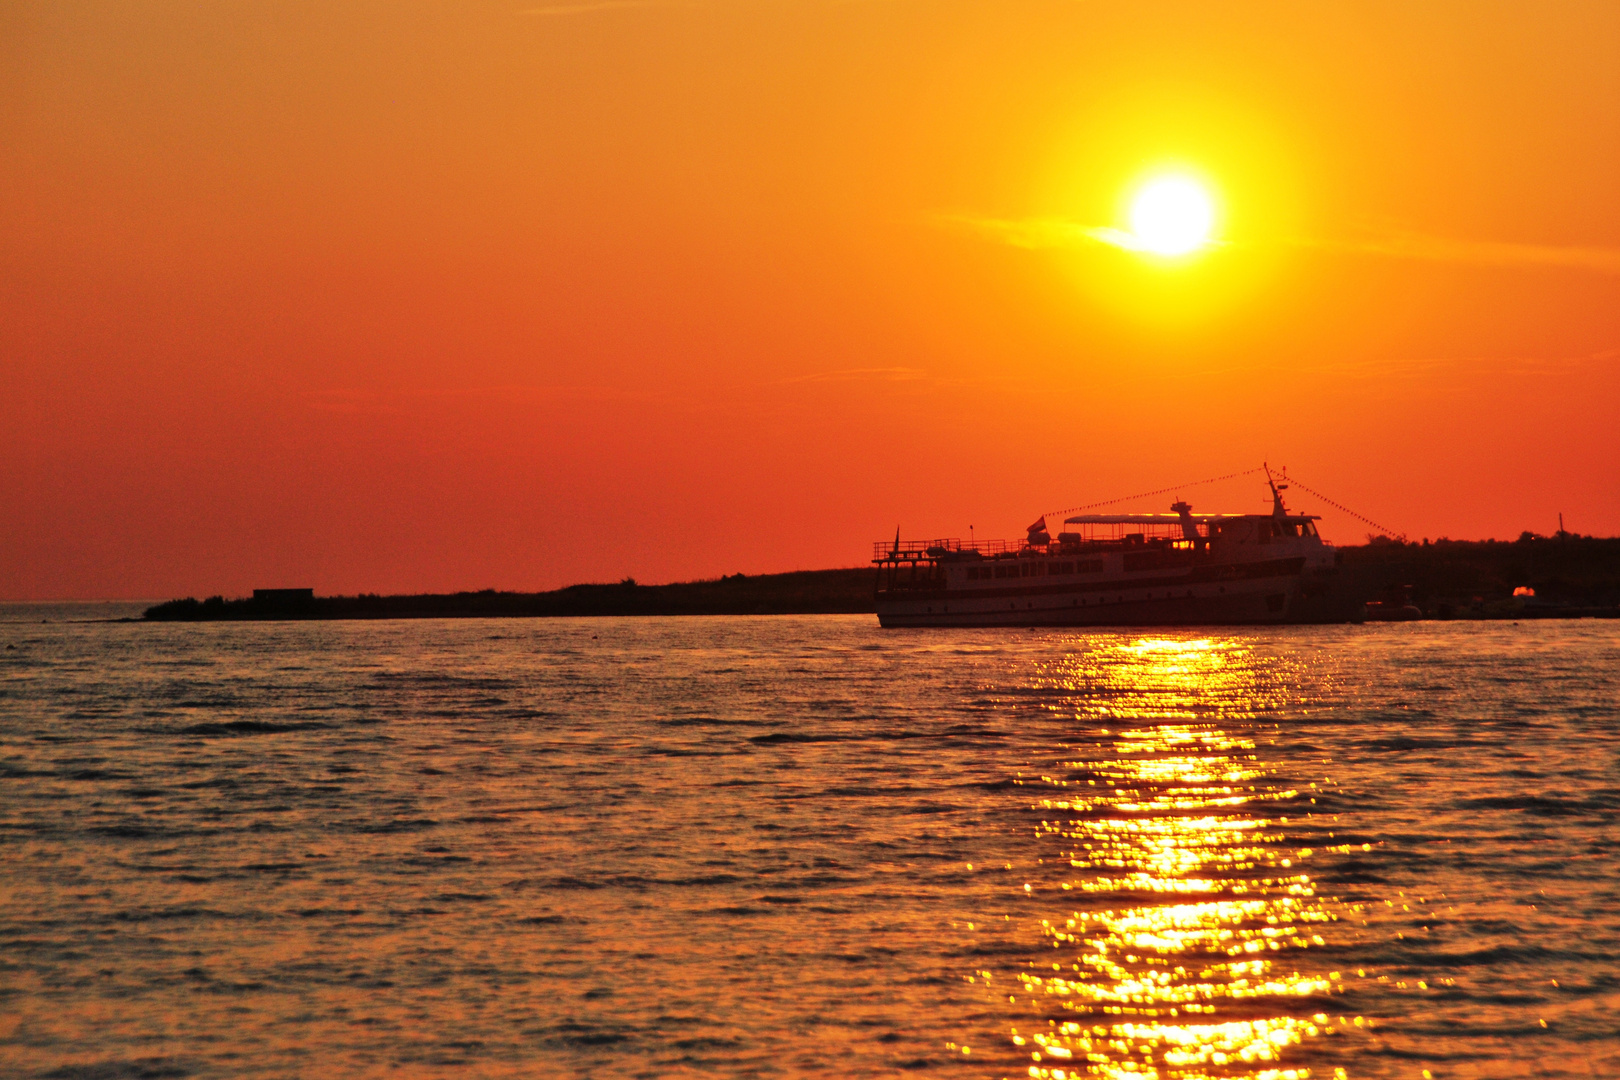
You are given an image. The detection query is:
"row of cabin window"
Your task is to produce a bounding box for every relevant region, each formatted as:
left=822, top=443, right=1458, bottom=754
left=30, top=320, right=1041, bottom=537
left=964, top=560, right=1102, bottom=581
left=1226, top=520, right=1318, bottom=540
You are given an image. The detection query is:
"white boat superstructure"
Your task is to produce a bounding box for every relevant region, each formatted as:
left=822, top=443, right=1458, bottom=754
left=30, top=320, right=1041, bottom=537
left=873, top=474, right=1347, bottom=626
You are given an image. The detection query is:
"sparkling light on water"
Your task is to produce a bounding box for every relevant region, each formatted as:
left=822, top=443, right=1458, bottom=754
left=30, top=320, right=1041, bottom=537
left=1008, top=637, right=1341, bottom=1079
left=1, top=611, right=1617, bottom=1078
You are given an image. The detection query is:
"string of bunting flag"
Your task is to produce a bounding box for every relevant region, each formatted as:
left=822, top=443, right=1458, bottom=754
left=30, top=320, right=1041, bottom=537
left=1278, top=471, right=1407, bottom=542
left=1044, top=465, right=1406, bottom=542
left=1044, top=467, right=1266, bottom=521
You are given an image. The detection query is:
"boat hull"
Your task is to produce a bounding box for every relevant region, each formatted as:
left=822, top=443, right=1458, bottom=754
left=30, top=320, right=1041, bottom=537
left=876, top=562, right=1350, bottom=627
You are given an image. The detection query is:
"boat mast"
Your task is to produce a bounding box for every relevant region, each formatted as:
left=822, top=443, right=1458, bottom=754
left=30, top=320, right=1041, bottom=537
left=1263, top=463, right=1289, bottom=520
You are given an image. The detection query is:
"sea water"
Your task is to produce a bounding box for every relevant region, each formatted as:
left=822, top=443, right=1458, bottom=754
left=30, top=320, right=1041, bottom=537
left=1, top=609, right=1616, bottom=1079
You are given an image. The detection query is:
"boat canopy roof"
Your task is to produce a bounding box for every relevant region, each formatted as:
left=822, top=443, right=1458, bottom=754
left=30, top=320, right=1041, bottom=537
left=1064, top=513, right=1243, bottom=525
left=1062, top=512, right=1318, bottom=525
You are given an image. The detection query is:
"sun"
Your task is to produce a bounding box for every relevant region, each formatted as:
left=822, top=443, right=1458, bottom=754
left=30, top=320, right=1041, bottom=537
left=1128, top=176, right=1215, bottom=256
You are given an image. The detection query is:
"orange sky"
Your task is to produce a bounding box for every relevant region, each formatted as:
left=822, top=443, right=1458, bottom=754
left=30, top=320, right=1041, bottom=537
left=4, top=0, right=1618, bottom=599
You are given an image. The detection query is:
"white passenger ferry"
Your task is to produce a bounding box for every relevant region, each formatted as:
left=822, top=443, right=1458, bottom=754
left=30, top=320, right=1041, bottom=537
left=873, top=475, right=1348, bottom=626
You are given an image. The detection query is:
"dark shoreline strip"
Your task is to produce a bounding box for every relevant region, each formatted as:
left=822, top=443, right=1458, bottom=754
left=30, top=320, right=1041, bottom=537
left=140, top=537, right=1620, bottom=622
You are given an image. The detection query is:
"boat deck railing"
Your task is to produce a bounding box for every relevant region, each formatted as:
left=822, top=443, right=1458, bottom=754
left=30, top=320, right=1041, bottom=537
left=873, top=538, right=1025, bottom=561
left=874, top=531, right=1216, bottom=562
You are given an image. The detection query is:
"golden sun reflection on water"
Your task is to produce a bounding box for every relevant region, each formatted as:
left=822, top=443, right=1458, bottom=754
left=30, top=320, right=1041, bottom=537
left=1009, top=637, right=1342, bottom=1080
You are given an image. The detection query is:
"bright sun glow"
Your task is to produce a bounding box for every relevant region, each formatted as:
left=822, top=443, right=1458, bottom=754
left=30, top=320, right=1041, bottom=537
left=1129, top=176, right=1215, bottom=256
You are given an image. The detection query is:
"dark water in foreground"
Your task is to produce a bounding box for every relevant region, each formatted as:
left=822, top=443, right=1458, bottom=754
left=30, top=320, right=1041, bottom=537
left=2, top=610, right=1617, bottom=1079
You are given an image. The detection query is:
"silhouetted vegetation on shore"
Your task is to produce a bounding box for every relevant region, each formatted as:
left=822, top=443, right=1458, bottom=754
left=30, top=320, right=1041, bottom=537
left=1339, top=533, right=1620, bottom=618
left=142, top=535, right=1620, bottom=621
left=143, top=569, right=878, bottom=621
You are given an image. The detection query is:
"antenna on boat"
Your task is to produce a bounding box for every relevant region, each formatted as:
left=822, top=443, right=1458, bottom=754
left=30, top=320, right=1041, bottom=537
left=1263, top=462, right=1289, bottom=519
left=891, top=526, right=900, bottom=556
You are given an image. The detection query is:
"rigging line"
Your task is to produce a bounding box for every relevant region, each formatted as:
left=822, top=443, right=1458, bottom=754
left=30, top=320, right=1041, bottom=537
left=1279, top=471, right=1407, bottom=541
left=1045, top=467, right=1266, bottom=520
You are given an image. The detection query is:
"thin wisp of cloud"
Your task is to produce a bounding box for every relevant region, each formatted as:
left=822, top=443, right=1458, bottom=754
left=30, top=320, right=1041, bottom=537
left=1302, top=231, right=1620, bottom=274
left=949, top=213, right=1620, bottom=274
left=1187, top=346, right=1619, bottom=383
left=301, top=383, right=688, bottom=415
left=942, top=215, right=1173, bottom=254
left=520, top=0, right=680, bottom=16
left=777, top=367, right=929, bottom=385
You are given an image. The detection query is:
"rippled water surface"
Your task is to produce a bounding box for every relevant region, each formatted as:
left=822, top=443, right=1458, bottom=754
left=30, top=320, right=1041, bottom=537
left=2, top=610, right=1617, bottom=1079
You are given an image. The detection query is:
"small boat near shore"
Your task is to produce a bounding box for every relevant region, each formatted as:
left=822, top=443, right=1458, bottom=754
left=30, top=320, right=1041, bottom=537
left=873, top=473, right=1357, bottom=627
left=1363, top=584, right=1424, bottom=621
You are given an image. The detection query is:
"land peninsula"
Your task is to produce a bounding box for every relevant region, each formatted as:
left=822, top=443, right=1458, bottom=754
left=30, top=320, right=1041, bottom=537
left=142, top=535, right=1620, bottom=622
